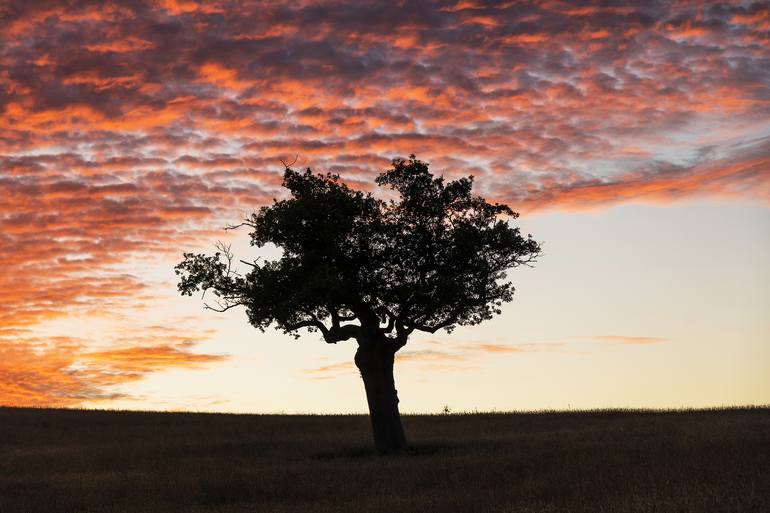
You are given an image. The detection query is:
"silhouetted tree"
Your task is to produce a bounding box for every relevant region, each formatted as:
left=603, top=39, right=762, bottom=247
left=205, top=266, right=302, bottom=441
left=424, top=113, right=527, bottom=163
left=175, top=156, right=541, bottom=453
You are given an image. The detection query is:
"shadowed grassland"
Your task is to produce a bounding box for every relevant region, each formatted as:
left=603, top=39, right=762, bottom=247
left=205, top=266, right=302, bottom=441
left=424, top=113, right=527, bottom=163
left=0, top=407, right=767, bottom=512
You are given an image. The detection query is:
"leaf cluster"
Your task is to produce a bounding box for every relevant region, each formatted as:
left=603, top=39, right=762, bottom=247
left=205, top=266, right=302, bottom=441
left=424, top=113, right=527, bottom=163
left=175, top=156, right=541, bottom=347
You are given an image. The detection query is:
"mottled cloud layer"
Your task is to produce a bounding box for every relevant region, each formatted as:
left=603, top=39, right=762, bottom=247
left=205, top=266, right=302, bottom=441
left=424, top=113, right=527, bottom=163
left=0, top=325, right=226, bottom=407
left=1, top=0, right=768, bottom=405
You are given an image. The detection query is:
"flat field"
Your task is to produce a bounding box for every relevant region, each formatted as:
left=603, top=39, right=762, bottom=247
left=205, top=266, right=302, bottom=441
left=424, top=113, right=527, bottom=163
left=0, top=407, right=767, bottom=513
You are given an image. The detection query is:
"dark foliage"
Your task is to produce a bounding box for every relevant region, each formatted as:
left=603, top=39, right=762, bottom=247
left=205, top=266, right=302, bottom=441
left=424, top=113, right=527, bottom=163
left=175, top=155, right=541, bottom=345
left=175, top=155, right=541, bottom=452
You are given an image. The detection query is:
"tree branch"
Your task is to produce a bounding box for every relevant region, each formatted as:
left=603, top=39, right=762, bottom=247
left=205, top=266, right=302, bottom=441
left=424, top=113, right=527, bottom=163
left=408, top=316, right=458, bottom=334
left=203, top=301, right=244, bottom=313
left=326, top=323, right=361, bottom=343
left=224, top=218, right=256, bottom=231
left=280, top=154, right=299, bottom=169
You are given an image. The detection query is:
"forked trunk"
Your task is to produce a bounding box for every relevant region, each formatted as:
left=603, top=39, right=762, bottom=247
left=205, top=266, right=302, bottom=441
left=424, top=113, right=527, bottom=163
left=354, top=341, right=407, bottom=453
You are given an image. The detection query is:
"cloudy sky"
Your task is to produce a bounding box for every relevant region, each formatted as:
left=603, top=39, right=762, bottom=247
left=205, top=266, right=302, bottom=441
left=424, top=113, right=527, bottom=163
left=1, top=0, right=768, bottom=412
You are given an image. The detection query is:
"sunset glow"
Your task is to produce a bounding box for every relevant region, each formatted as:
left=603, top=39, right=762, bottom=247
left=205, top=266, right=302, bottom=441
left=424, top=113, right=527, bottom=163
left=1, top=0, right=768, bottom=411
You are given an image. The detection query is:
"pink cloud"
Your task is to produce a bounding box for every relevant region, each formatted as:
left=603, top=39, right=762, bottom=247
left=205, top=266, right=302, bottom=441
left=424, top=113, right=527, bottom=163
left=0, top=0, right=766, bottom=406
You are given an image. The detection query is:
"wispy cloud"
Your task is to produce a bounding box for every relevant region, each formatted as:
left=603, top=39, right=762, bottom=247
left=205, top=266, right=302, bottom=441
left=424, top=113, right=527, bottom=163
left=303, top=361, right=356, bottom=380
left=589, top=335, right=669, bottom=345
left=397, top=349, right=468, bottom=362
left=0, top=327, right=227, bottom=407
left=303, top=341, right=565, bottom=379
left=459, top=343, right=566, bottom=353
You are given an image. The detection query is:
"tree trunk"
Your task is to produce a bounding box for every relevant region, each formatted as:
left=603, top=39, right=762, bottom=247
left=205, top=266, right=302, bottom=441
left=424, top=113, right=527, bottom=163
left=354, top=342, right=407, bottom=453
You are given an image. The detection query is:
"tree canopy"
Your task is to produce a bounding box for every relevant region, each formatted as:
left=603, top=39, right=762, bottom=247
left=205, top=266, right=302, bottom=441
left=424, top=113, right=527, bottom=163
left=176, top=155, right=541, bottom=349
left=176, top=155, right=541, bottom=452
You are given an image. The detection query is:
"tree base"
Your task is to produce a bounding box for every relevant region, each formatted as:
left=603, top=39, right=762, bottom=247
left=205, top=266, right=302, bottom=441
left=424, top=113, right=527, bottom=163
left=355, top=343, right=408, bottom=453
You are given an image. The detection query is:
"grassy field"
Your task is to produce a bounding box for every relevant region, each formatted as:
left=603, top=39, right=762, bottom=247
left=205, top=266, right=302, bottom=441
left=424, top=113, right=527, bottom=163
left=0, top=407, right=767, bottom=513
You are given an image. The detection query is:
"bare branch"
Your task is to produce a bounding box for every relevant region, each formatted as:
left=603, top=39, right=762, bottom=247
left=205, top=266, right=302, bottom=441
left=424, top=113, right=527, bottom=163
left=224, top=220, right=255, bottom=231
left=203, top=299, right=244, bottom=313
left=280, top=154, right=299, bottom=169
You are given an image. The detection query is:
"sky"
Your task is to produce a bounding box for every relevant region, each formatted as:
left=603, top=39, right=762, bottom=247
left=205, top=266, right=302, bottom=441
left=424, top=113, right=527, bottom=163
left=1, top=0, right=769, bottom=413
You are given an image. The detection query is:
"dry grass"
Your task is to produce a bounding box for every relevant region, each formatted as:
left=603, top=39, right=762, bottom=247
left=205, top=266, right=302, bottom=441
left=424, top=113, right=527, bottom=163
left=1, top=406, right=768, bottom=512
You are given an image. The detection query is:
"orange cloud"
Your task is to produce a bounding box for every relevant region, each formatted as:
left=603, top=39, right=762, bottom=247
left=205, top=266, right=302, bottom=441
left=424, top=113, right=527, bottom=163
left=0, top=329, right=226, bottom=407
left=158, top=0, right=224, bottom=15
left=199, top=63, right=251, bottom=91
left=501, top=142, right=770, bottom=213
left=457, top=342, right=566, bottom=353
left=303, top=342, right=566, bottom=379
left=85, top=37, right=156, bottom=53
left=472, top=344, right=524, bottom=353
left=1, top=0, right=767, bottom=407
left=502, top=33, right=549, bottom=44
left=303, top=361, right=356, bottom=380
left=460, top=14, right=501, bottom=28
left=398, top=349, right=467, bottom=363
left=590, top=336, right=669, bottom=345
left=83, top=343, right=227, bottom=373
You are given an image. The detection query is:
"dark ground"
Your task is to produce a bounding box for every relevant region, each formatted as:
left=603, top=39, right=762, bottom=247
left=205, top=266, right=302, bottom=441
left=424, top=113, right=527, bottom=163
left=0, top=406, right=767, bottom=513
